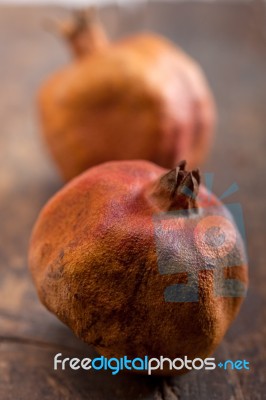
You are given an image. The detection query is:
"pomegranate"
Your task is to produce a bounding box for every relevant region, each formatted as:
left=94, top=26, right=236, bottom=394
left=38, top=11, right=216, bottom=181
left=29, top=160, right=247, bottom=374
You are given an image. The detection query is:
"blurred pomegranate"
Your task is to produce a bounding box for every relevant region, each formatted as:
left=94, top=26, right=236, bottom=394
left=38, top=10, right=216, bottom=181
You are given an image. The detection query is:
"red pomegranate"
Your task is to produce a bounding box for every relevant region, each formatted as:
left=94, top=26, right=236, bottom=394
left=29, top=160, right=247, bottom=374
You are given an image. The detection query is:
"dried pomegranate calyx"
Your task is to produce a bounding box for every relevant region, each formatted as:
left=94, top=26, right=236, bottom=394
left=58, top=9, right=109, bottom=57
left=153, top=160, right=200, bottom=212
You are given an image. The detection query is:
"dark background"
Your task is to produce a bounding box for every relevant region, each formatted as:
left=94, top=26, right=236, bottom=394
left=0, top=2, right=265, bottom=399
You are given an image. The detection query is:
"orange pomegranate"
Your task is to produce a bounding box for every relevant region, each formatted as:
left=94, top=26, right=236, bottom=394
left=29, top=160, right=247, bottom=374
left=38, top=11, right=216, bottom=181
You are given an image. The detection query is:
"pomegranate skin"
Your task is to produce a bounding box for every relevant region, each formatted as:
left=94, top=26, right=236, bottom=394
left=29, top=161, right=247, bottom=375
left=38, top=16, right=216, bottom=181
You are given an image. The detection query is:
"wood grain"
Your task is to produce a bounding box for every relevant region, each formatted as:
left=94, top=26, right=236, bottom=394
left=0, top=2, right=265, bottom=399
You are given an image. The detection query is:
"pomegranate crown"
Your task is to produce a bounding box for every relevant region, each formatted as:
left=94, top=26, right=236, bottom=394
left=154, top=160, right=200, bottom=211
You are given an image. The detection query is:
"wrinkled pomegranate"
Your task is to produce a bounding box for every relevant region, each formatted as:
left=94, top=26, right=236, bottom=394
left=38, top=11, right=216, bottom=181
left=29, top=160, right=247, bottom=374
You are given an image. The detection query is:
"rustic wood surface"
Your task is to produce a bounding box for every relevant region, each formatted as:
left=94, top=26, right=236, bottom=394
left=0, top=2, right=265, bottom=399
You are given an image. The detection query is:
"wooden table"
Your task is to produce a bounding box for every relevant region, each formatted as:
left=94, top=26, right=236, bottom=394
left=0, top=2, right=265, bottom=399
